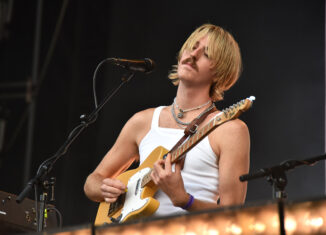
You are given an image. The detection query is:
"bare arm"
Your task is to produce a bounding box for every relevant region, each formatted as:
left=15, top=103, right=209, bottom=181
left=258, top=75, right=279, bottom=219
left=84, top=109, right=153, bottom=202
left=215, top=119, right=250, bottom=206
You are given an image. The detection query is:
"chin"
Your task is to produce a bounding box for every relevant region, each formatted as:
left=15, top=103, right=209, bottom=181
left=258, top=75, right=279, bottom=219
left=178, top=70, right=194, bottom=81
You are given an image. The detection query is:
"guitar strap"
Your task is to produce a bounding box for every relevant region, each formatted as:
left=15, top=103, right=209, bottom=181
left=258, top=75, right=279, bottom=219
left=169, top=105, right=217, bottom=154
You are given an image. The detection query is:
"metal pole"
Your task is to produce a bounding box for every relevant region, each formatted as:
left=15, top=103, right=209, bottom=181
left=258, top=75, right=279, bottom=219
left=23, top=0, right=43, bottom=185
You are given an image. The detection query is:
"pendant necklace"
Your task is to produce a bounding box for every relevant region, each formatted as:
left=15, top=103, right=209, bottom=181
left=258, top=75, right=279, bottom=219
left=171, top=101, right=215, bottom=128
left=173, top=98, right=212, bottom=119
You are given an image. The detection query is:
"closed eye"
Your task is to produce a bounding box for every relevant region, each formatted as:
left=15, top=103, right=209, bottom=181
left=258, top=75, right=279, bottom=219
left=204, top=47, right=209, bottom=57
left=192, top=42, right=199, bottom=51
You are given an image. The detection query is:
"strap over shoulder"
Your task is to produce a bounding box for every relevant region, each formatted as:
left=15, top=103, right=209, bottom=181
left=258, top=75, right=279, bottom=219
left=169, top=105, right=216, bottom=154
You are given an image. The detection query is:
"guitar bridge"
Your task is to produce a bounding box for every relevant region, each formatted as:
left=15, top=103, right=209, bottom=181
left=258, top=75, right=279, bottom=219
left=110, top=214, right=122, bottom=223
left=108, top=193, right=126, bottom=217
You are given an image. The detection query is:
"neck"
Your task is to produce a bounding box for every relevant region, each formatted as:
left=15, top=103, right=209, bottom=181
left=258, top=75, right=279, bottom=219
left=175, top=82, right=212, bottom=109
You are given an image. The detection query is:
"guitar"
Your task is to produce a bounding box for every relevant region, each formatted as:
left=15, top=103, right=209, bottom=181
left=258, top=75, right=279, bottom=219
left=95, top=96, right=255, bottom=225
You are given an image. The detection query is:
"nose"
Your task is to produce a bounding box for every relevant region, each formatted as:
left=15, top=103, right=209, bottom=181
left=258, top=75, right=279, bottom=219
left=190, top=47, right=203, bottom=61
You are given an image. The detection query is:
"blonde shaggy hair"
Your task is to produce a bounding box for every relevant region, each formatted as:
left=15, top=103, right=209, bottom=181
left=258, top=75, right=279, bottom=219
left=168, top=24, right=242, bottom=101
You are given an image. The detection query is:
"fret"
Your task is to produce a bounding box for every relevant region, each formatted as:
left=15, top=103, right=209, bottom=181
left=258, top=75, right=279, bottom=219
left=182, top=146, right=186, bottom=155
left=141, top=170, right=152, bottom=187
left=178, top=148, right=182, bottom=157
left=178, top=147, right=182, bottom=157
left=203, top=128, right=207, bottom=136
left=181, top=147, right=185, bottom=156
left=184, top=144, right=189, bottom=153
left=204, top=124, right=208, bottom=134
left=176, top=148, right=181, bottom=159
left=174, top=152, right=178, bottom=161
left=185, top=141, right=189, bottom=150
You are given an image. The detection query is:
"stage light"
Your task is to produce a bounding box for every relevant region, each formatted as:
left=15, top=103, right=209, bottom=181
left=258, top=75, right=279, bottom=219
left=249, top=222, right=266, bottom=233
left=225, top=223, right=242, bottom=234
left=284, top=216, right=297, bottom=234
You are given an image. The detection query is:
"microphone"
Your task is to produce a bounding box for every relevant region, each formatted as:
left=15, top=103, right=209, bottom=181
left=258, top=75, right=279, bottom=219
left=111, top=58, right=155, bottom=74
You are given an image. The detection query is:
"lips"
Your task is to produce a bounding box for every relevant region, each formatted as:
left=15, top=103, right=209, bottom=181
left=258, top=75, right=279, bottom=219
left=181, top=59, right=197, bottom=71
left=183, top=63, right=195, bottom=69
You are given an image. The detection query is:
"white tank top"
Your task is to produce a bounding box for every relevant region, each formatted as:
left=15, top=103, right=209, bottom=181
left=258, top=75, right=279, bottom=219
left=139, top=106, right=219, bottom=217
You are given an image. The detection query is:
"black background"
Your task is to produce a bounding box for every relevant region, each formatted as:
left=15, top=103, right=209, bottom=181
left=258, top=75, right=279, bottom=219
left=0, top=0, right=324, bottom=227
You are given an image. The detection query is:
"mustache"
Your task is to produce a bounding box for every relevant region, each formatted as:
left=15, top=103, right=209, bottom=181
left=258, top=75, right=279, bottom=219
left=180, top=56, right=197, bottom=70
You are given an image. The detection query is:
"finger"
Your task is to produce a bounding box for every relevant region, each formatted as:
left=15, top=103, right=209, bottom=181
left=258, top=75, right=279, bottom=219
left=153, top=160, right=164, bottom=173
left=101, top=184, right=124, bottom=195
left=179, top=157, right=185, bottom=170
left=102, top=191, right=120, bottom=199
left=164, top=153, right=172, bottom=172
left=175, top=161, right=182, bottom=173
left=156, top=159, right=165, bottom=167
left=103, top=178, right=126, bottom=190
left=114, top=179, right=126, bottom=190
left=150, top=171, right=158, bottom=185
left=104, top=197, right=118, bottom=203
left=102, top=191, right=119, bottom=203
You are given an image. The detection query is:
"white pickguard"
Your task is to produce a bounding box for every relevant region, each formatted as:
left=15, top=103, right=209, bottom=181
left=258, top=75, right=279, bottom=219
left=119, top=167, right=151, bottom=222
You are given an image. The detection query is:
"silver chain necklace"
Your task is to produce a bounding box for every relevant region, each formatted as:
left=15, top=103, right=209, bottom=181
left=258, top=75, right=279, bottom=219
left=174, top=98, right=212, bottom=119
left=171, top=102, right=215, bottom=127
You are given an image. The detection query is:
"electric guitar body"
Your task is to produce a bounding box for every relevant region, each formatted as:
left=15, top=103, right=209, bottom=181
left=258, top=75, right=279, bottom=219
left=95, top=146, right=169, bottom=225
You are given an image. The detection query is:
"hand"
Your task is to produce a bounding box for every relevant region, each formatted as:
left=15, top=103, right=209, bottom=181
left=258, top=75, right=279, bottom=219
left=150, top=154, right=188, bottom=207
left=100, top=178, right=126, bottom=203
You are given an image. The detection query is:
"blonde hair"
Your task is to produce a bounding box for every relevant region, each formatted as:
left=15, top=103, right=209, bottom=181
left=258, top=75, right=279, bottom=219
left=168, top=24, right=242, bottom=101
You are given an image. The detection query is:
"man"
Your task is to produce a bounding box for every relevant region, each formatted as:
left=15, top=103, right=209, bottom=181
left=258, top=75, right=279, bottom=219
left=84, top=24, right=250, bottom=218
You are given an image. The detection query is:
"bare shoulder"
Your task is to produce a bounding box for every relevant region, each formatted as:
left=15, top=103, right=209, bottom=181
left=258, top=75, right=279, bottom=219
left=214, top=118, right=250, bottom=146
left=218, top=118, right=249, bottom=136
left=209, top=116, right=250, bottom=157
left=126, top=107, right=156, bottom=145
left=207, top=109, right=249, bottom=136
left=127, top=108, right=155, bottom=127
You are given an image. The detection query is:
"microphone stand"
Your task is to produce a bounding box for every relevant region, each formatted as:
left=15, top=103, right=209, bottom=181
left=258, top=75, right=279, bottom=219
left=239, top=153, right=326, bottom=235
left=16, top=71, right=135, bottom=232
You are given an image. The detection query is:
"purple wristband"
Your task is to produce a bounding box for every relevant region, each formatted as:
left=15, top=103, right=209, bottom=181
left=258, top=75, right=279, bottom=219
left=182, top=194, right=194, bottom=210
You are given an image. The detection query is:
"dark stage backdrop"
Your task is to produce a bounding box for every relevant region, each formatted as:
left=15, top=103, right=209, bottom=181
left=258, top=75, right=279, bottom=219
left=0, top=0, right=324, bottom=227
